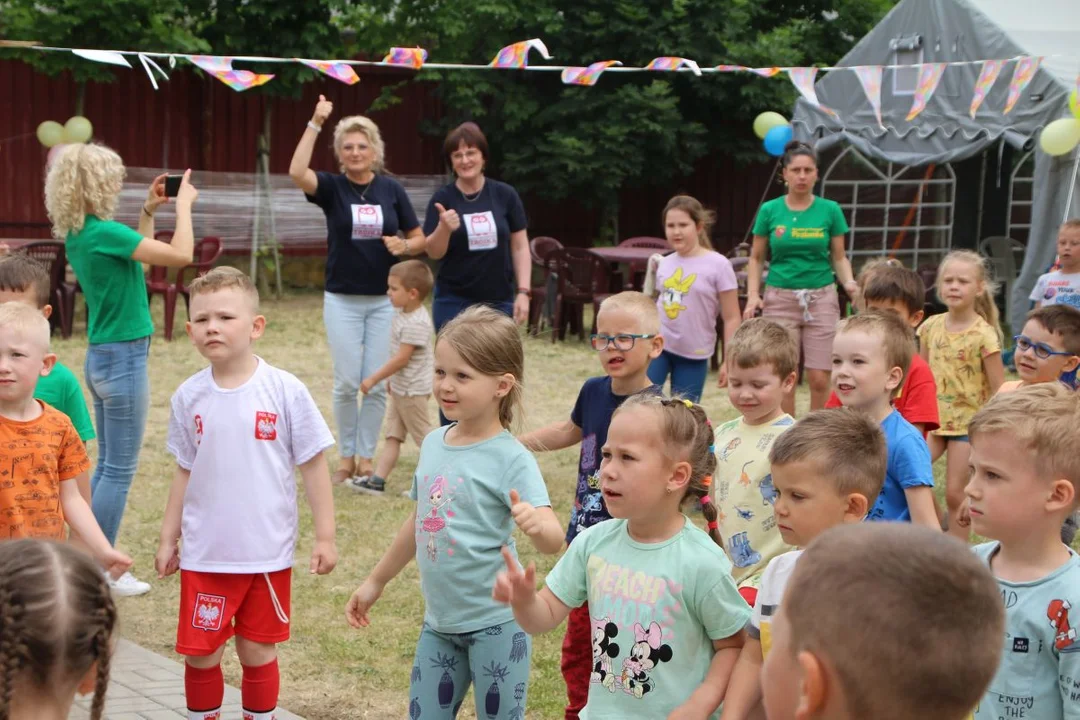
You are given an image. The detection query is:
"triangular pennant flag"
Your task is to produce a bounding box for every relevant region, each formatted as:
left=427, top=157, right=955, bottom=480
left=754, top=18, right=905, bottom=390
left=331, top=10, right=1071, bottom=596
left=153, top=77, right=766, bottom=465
left=1003, top=56, right=1041, bottom=114
left=561, top=61, right=621, bottom=86
left=72, top=49, right=131, bottom=68
left=299, top=59, right=359, bottom=85
left=749, top=67, right=782, bottom=78
left=906, top=63, right=947, bottom=121
left=138, top=53, right=169, bottom=91
left=969, top=59, right=1005, bottom=117
left=490, top=39, right=552, bottom=69
left=189, top=56, right=274, bottom=92
left=383, top=47, right=427, bottom=69
left=853, top=66, right=884, bottom=128
left=787, top=67, right=835, bottom=116
left=714, top=64, right=749, bottom=72
left=645, top=57, right=702, bottom=76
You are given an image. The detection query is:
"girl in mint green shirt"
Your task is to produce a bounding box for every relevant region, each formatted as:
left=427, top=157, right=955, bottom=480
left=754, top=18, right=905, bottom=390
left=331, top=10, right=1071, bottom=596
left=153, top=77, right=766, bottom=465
left=744, top=141, right=858, bottom=416
left=494, top=395, right=750, bottom=720
left=45, top=144, right=200, bottom=595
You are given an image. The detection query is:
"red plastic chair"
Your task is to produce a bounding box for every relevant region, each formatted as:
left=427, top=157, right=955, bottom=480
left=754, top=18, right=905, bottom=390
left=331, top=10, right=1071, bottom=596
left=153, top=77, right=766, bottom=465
left=618, top=236, right=669, bottom=250
left=528, top=236, right=563, bottom=336
left=547, top=248, right=612, bottom=342
left=18, top=242, right=69, bottom=337
left=146, top=235, right=224, bottom=341
left=618, top=237, right=671, bottom=289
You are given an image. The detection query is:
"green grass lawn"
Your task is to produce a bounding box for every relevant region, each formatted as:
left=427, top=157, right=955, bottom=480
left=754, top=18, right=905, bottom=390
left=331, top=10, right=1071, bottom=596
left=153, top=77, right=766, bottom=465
left=50, top=291, right=1058, bottom=719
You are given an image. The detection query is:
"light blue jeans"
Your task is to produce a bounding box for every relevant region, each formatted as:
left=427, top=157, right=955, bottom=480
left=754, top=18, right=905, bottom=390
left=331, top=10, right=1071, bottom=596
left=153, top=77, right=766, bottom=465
left=85, top=337, right=151, bottom=546
left=323, top=292, right=392, bottom=459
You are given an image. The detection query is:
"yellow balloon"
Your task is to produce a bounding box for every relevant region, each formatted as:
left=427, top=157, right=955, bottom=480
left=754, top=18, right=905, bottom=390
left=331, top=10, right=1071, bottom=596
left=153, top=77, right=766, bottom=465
left=63, top=116, right=93, bottom=144
left=36, top=121, right=65, bottom=148
left=753, top=111, right=789, bottom=140
left=1039, top=118, right=1080, bottom=157
left=1070, top=91, right=1080, bottom=120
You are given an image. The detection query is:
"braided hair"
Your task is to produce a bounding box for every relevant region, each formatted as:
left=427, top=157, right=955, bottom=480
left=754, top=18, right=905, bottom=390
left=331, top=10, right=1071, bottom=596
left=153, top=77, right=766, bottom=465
left=616, top=394, right=723, bottom=548
left=0, top=540, right=116, bottom=720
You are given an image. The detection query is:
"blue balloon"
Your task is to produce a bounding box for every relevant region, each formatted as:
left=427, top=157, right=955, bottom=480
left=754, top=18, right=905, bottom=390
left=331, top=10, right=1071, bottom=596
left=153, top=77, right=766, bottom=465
left=763, top=125, right=793, bottom=157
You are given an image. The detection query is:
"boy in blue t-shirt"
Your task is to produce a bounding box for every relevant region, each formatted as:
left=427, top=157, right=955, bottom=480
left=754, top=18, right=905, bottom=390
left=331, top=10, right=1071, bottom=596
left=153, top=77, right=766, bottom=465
left=966, top=384, right=1080, bottom=720
left=519, top=290, right=662, bottom=720
left=830, top=310, right=939, bottom=529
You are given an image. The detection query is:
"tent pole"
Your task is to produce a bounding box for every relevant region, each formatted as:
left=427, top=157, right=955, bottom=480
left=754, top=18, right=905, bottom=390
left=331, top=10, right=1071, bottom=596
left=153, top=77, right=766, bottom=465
left=1064, top=148, right=1080, bottom=221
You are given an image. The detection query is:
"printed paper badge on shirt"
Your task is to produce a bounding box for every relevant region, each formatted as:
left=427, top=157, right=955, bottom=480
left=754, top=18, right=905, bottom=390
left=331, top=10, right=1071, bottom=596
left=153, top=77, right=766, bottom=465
left=464, top=211, right=497, bottom=251
left=254, top=411, right=278, bottom=441
left=351, top=204, right=384, bottom=240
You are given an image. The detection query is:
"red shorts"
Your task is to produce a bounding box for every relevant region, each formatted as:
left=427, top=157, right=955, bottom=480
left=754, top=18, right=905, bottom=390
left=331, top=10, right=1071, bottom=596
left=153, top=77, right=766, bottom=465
left=176, top=569, right=292, bottom=656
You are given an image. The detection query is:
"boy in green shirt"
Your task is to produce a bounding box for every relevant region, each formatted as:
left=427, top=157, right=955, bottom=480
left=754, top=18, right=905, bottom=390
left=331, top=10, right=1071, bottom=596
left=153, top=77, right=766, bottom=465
left=0, top=254, right=95, bottom=443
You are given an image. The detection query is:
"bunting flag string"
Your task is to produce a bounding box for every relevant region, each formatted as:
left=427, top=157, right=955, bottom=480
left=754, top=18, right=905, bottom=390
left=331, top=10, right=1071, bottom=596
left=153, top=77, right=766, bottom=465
left=969, top=59, right=1006, bottom=117
left=561, top=61, right=621, bottom=86
left=383, top=47, right=428, bottom=69
left=72, top=49, right=130, bottom=68
left=905, top=63, right=947, bottom=121
left=189, top=55, right=274, bottom=91
left=1003, top=56, right=1041, bottom=114
left=787, top=67, right=836, bottom=117
left=299, top=59, right=360, bottom=85
left=490, top=39, right=552, bottom=69
left=646, top=57, right=702, bottom=76
left=853, top=65, right=884, bottom=128
left=137, top=53, right=169, bottom=90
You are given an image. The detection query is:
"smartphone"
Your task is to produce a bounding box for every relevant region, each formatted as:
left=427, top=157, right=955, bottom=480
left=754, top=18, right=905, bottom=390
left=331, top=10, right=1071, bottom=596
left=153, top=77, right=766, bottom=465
left=164, top=175, right=183, bottom=198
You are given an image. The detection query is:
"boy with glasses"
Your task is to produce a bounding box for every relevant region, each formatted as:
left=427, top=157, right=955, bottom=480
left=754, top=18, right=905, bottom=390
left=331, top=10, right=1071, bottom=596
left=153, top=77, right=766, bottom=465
left=519, top=291, right=662, bottom=720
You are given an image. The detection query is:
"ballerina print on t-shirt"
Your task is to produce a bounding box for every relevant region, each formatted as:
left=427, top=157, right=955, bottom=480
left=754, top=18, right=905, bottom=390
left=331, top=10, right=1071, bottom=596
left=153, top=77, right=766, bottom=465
left=419, top=475, right=456, bottom=561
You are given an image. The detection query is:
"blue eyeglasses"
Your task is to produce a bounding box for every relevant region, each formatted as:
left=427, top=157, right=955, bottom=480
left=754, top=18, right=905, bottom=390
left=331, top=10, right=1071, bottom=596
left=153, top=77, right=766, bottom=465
left=1013, top=335, right=1075, bottom=360
left=590, top=333, right=656, bottom=351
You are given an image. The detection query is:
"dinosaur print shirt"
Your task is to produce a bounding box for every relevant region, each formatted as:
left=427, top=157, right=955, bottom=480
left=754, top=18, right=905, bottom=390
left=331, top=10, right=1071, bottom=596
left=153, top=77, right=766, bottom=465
left=714, top=415, right=796, bottom=588
left=655, top=251, right=737, bottom=360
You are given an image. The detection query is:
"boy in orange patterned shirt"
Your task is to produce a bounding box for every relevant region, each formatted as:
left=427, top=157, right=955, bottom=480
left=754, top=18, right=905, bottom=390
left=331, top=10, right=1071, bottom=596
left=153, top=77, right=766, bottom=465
left=0, top=302, right=129, bottom=575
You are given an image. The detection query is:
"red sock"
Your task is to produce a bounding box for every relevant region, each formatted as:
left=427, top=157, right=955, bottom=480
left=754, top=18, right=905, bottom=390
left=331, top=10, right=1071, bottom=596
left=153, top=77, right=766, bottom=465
left=241, top=658, right=279, bottom=719
left=184, top=662, right=224, bottom=716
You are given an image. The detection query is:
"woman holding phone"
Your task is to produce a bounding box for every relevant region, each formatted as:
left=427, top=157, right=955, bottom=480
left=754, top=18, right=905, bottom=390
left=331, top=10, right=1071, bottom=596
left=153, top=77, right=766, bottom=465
left=289, top=95, right=423, bottom=484
left=45, top=143, right=199, bottom=597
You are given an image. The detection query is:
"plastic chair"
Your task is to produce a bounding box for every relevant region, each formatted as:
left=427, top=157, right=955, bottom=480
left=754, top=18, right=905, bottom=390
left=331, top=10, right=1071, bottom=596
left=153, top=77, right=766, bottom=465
left=18, top=242, right=69, bottom=337
left=618, top=236, right=669, bottom=250
left=146, top=235, right=224, bottom=341
left=547, top=248, right=612, bottom=342
left=979, top=236, right=1025, bottom=313
left=528, top=236, right=563, bottom=336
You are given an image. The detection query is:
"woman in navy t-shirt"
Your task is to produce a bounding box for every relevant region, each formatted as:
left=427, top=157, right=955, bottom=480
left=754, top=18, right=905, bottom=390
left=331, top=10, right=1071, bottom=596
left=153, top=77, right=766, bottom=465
left=423, top=122, right=532, bottom=332
left=289, top=95, right=423, bottom=483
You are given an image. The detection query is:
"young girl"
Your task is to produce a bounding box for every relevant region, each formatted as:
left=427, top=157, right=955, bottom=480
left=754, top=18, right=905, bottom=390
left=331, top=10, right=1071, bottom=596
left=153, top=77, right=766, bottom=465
left=494, top=395, right=750, bottom=718
left=345, top=306, right=563, bottom=719
left=0, top=539, right=117, bottom=720
left=917, top=250, right=1005, bottom=539
left=648, top=196, right=741, bottom=401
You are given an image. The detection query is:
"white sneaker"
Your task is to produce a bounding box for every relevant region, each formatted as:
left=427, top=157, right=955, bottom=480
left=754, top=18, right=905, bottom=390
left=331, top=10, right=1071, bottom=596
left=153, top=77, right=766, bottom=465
left=108, top=571, right=151, bottom=597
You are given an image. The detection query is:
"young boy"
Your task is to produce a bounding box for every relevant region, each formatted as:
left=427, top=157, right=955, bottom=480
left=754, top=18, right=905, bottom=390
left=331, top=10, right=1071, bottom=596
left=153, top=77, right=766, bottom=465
left=825, top=262, right=940, bottom=436
left=714, top=318, right=798, bottom=606
left=0, top=254, right=95, bottom=443
left=1030, top=219, right=1080, bottom=309
left=760, top=523, right=1004, bottom=720
left=831, top=310, right=939, bottom=528
left=155, top=267, right=337, bottom=720
left=518, top=290, right=662, bottom=720
left=1000, top=304, right=1080, bottom=393
left=0, top=302, right=128, bottom=574
left=965, top=384, right=1080, bottom=720
left=720, top=408, right=887, bottom=720
left=351, top=259, right=435, bottom=495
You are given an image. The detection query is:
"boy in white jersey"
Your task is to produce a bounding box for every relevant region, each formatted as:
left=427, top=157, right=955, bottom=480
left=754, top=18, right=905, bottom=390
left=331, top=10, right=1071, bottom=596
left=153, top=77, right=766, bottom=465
left=155, top=267, right=337, bottom=720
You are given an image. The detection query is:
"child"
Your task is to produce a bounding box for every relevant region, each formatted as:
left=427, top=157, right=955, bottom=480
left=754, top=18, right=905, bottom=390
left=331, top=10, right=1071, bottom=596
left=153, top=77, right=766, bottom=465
left=918, top=250, right=1005, bottom=539
left=0, top=303, right=129, bottom=574
left=825, top=261, right=940, bottom=436
left=350, top=259, right=436, bottom=495
left=495, top=395, right=750, bottom=718
left=648, top=195, right=741, bottom=401
left=832, top=310, right=939, bottom=528
left=714, top=318, right=799, bottom=605
left=965, top=384, right=1080, bottom=720
left=518, top=290, right=662, bottom=720
left=760, top=523, right=1004, bottom=720
left=1030, top=219, right=1080, bottom=309
left=0, top=539, right=120, bottom=720
left=721, top=407, right=887, bottom=720
left=155, top=267, right=338, bottom=720
left=0, top=253, right=95, bottom=443
left=1000, top=304, right=1080, bottom=393
left=346, top=306, right=563, bottom=720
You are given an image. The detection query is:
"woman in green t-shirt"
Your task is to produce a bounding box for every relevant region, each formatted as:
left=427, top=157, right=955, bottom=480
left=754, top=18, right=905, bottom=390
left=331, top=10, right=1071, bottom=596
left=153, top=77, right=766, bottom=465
left=45, top=144, right=199, bottom=597
left=744, top=141, right=858, bottom=415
